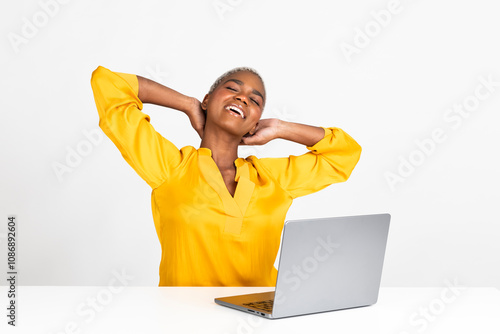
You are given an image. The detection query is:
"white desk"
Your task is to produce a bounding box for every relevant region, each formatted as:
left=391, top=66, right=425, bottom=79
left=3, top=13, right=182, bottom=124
left=1, top=286, right=499, bottom=333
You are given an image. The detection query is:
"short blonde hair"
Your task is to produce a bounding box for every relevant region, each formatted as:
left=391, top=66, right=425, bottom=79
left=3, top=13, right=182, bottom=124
left=208, top=67, right=266, bottom=106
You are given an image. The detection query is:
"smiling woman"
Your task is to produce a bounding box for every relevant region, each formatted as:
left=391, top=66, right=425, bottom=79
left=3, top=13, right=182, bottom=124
left=90, top=65, right=362, bottom=287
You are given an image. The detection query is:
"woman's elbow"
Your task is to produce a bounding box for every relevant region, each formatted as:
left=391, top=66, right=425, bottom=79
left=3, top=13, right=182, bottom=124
left=340, top=146, right=362, bottom=182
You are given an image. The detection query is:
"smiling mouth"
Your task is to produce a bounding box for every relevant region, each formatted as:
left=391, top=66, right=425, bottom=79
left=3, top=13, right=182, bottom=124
left=225, top=105, right=245, bottom=119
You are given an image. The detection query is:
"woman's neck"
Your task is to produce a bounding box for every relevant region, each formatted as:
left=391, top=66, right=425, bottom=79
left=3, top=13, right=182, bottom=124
left=199, top=125, right=240, bottom=172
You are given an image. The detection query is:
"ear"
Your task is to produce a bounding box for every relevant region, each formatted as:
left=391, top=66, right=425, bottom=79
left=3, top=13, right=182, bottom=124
left=249, top=122, right=259, bottom=135
left=201, top=94, right=209, bottom=111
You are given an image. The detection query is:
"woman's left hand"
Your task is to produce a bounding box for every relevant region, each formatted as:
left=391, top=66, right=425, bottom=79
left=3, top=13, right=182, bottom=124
left=239, top=118, right=281, bottom=146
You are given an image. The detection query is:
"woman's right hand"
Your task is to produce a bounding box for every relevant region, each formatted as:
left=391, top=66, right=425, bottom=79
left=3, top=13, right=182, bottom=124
left=136, top=75, right=205, bottom=138
left=185, top=98, right=206, bottom=139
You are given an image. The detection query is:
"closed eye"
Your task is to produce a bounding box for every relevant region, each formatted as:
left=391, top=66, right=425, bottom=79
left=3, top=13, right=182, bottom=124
left=227, top=86, right=261, bottom=106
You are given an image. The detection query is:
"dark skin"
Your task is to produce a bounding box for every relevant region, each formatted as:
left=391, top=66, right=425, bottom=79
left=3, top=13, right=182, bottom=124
left=199, top=71, right=267, bottom=196
left=137, top=70, right=325, bottom=197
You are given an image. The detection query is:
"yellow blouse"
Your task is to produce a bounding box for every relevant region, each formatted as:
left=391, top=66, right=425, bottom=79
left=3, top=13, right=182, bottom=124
left=90, top=66, right=362, bottom=287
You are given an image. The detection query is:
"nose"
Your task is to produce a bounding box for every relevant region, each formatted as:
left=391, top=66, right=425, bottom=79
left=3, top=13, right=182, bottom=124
left=235, top=94, right=248, bottom=106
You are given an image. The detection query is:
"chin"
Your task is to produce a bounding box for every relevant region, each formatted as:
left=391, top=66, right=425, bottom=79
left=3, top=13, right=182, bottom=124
left=215, top=122, right=249, bottom=138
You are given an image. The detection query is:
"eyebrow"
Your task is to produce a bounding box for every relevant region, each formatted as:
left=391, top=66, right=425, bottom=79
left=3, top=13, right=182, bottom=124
left=223, top=79, right=264, bottom=101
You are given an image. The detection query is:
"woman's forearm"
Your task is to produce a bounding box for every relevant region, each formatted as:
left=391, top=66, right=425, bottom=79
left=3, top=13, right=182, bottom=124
left=137, top=75, right=195, bottom=114
left=276, top=120, right=325, bottom=147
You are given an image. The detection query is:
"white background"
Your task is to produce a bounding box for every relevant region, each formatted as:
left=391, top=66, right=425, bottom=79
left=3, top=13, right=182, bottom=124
left=1, top=0, right=499, bottom=288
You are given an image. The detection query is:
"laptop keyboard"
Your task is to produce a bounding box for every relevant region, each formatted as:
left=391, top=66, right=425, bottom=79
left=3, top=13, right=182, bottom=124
left=242, top=300, right=274, bottom=313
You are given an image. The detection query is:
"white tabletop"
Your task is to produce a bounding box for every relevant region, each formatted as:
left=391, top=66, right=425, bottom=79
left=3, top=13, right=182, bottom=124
left=1, top=286, right=499, bottom=333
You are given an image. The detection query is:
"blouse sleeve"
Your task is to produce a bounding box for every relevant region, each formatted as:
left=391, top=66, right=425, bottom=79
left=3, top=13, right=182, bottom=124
left=90, top=66, right=183, bottom=189
left=257, top=127, right=362, bottom=199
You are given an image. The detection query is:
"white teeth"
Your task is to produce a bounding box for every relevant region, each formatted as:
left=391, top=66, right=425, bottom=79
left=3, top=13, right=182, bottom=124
left=226, top=105, right=245, bottom=119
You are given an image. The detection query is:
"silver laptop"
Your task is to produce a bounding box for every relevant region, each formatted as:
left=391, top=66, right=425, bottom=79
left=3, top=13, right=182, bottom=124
left=215, top=213, right=391, bottom=319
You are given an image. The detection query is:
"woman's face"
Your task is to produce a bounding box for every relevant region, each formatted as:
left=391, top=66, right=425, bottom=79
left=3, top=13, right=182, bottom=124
left=202, top=71, right=265, bottom=138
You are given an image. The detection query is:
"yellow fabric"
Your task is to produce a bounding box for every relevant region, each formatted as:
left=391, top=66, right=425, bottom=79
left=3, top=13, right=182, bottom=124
left=90, top=66, right=362, bottom=286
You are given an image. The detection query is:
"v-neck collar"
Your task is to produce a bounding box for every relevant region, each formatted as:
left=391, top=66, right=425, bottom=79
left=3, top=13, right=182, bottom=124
left=197, top=148, right=255, bottom=218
